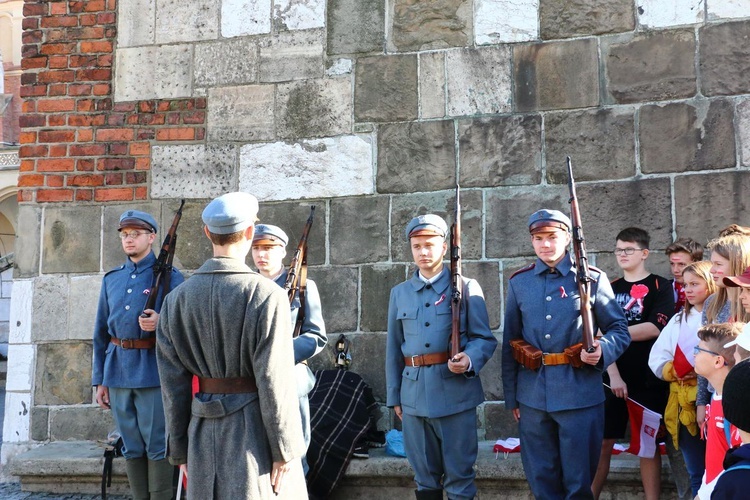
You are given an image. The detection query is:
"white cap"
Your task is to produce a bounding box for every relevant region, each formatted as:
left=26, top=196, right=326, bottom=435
left=724, top=322, right=750, bottom=350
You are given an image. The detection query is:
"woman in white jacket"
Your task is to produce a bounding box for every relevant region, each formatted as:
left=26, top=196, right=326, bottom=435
left=649, top=261, right=716, bottom=496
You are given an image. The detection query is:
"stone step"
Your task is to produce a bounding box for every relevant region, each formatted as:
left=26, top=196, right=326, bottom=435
left=7, top=440, right=681, bottom=499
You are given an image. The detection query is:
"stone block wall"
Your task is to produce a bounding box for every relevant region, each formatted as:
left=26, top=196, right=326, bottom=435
left=7, top=0, right=750, bottom=455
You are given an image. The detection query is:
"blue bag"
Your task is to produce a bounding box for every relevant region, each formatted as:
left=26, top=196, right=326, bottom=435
left=385, top=429, right=407, bottom=458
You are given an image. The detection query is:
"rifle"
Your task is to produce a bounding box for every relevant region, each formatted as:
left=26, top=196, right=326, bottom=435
left=141, top=200, right=184, bottom=320
left=450, top=185, right=462, bottom=360
left=567, top=157, right=596, bottom=353
left=284, top=206, right=315, bottom=338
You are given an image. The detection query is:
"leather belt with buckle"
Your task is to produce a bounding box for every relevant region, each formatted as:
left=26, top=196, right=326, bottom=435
left=404, top=352, right=450, bottom=367
left=542, top=352, right=569, bottom=366
left=110, top=337, right=156, bottom=350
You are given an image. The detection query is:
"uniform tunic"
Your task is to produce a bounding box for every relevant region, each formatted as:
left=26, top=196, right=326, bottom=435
left=92, top=251, right=184, bottom=460
left=273, top=269, right=326, bottom=365
left=92, top=251, right=184, bottom=389
left=502, top=255, right=630, bottom=498
left=273, top=269, right=326, bottom=467
left=156, top=257, right=307, bottom=500
left=386, top=267, right=497, bottom=498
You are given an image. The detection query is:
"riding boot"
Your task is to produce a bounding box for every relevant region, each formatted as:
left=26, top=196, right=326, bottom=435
left=147, top=458, right=175, bottom=500
left=415, top=488, right=444, bottom=499
left=125, top=457, right=149, bottom=500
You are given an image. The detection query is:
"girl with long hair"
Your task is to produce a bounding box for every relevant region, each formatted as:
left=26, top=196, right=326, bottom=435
left=703, top=234, right=750, bottom=325
left=650, top=261, right=717, bottom=496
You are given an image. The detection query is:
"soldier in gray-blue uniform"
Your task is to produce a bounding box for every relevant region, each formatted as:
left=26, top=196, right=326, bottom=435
left=502, top=209, right=630, bottom=499
left=251, top=223, right=327, bottom=472
left=93, top=209, right=184, bottom=500
left=386, top=214, right=497, bottom=500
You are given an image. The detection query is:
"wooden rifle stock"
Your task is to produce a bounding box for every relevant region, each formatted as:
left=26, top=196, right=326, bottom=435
left=142, top=199, right=184, bottom=317
left=284, top=206, right=315, bottom=337
left=450, top=185, right=462, bottom=359
left=567, top=158, right=596, bottom=353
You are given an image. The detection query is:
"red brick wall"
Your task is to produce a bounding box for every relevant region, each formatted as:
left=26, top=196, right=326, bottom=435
left=18, top=0, right=206, bottom=204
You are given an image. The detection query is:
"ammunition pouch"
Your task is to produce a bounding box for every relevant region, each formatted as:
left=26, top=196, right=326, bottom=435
left=510, top=339, right=542, bottom=371
left=564, top=343, right=585, bottom=368
left=511, top=339, right=585, bottom=370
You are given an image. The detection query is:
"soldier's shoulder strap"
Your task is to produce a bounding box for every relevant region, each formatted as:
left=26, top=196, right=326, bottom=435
left=509, top=263, right=535, bottom=280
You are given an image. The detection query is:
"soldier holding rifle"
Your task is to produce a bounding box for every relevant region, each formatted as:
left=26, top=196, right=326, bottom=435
left=251, top=218, right=327, bottom=474
left=386, top=210, right=497, bottom=500
left=501, top=205, right=630, bottom=499
left=92, top=209, right=184, bottom=500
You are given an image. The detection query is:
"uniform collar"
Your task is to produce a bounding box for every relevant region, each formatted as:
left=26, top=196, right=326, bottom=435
left=409, top=266, right=450, bottom=293
left=125, top=251, right=156, bottom=272
left=195, top=256, right=257, bottom=274
left=533, top=253, right=573, bottom=276
left=273, top=268, right=288, bottom=286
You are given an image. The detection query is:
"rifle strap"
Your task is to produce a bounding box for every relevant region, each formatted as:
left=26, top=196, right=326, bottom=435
left=293, top=252, right=308, bottom=338
left=460, top=276, right=470, bottom=328
left=160, top=233, right=177, bottom=308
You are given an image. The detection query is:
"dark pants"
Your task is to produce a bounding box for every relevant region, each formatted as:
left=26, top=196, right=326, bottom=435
left=677, top=424, right=706, bottom=496
left=519, top=403, right=604, bottom=500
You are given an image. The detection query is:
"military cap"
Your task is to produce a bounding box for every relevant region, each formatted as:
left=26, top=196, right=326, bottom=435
left=202, top=192, right=259, bottom=235
left=528, top=209, right=571, bottom=234
left=405, top=214, right=448, bottom=241
left=724, top=266, right=750, bottom=288
left=253, top=224, right=288, bottom=247
left=119, top=209, right=158, bottom=233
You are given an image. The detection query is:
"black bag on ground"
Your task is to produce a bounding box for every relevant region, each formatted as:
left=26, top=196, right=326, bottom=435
left=102, top=435, right=124, bottom=499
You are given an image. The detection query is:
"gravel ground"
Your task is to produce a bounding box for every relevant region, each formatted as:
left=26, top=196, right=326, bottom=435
left=0, top=483, right=130, bottom=499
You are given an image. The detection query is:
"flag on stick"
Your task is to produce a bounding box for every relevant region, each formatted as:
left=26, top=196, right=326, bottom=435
left=604, top=383, right=662, bottom=458
left=625, top=398, right=662, bottom=458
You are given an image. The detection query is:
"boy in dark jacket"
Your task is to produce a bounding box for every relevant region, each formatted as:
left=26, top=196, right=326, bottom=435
left=712, top=359, right=750, bottom=499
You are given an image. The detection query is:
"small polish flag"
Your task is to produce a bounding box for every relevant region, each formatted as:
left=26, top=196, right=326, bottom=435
left=493, top=437, right=520, bottom=459
left=625, top=398, right=662, bottom=458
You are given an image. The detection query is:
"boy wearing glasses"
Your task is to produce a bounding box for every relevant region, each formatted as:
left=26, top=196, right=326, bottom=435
left=693, top=323, right=743, bottom=499
left=92, top=209, right=184, bottom=500
left=593, top=227, right=674, bottom=500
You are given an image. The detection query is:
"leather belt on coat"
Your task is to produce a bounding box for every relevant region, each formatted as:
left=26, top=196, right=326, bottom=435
left=542, top=352, right=569, bottom=366
left=110, top=337, right=156, bottom=349
left=198, top=376, right=258, bottom=394
left=404, top=352, right=450, bottom=367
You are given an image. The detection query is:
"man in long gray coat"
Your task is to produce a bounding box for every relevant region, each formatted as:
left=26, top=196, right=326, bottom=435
left=156, top=192, right=307, bottom=499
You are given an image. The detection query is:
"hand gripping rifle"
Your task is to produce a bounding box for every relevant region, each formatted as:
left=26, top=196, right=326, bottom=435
left=450, top=185, right=462, bottom=360
left=141, top=200, right=184, bottom=320
left=567, top=158, right=596, bottom=353
left=284, top=206, right=315, bottom=338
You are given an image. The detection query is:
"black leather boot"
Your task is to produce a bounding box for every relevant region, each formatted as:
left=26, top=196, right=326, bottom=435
left=415, top=488, right=444, bottom=500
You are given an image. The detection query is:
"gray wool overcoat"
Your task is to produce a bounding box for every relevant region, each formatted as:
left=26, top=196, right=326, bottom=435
left=156, top=256, right=308, bottom=499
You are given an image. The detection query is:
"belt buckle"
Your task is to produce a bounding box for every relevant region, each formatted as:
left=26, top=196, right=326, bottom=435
left=542, top=352, right=550, bottom=366
left=411, top=355, right=420, bottom=367
left=121, top=339, right=133, bottom=350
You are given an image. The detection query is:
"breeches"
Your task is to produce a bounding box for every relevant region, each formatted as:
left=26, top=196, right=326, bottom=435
left=402, top=409, right=477, bottom=500
left=109, top=386, right=166, bottom=460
